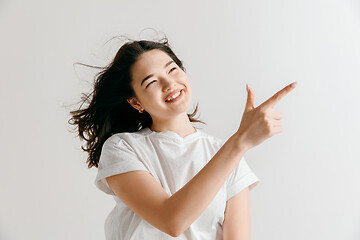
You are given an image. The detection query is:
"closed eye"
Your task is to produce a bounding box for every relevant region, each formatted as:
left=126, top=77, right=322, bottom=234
left=146, top=80, right=156, bottom=87
left=146, top=67, right=176, bottom=88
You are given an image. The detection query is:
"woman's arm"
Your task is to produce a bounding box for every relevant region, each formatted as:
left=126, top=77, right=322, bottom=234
left=106, top=133, right=249, bottom=237
left=106, top=83, right=295, bottom=237
left=223, top=187, right=251, bottom=240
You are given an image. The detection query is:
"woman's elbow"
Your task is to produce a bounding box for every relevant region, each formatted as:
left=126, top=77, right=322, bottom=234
left=166, top=228, right=182, bottom=238
left=163, top=213, right=186, bottom=237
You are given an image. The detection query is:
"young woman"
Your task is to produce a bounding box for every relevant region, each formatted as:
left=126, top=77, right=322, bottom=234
left=69, top=36, right=297, bottom=240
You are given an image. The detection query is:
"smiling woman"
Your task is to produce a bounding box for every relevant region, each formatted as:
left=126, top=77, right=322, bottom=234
left=127, top=49, right=194, bottom=132
left=69, top=37, right=204, bottom=169
left=68, top=34, right=261, bottom=240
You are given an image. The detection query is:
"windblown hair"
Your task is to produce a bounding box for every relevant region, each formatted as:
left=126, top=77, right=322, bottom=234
left=68, top=36, right=205, bottom=168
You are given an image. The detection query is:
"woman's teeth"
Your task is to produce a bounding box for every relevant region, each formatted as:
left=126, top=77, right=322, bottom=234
left=166, top=91, right=181, bottom=102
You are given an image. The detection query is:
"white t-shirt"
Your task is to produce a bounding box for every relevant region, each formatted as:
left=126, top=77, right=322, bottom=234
left=95, top=127, right=260, bottom=240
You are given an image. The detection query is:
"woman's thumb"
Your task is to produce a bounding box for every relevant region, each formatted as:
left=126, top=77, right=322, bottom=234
left=244, top=84, right=255, bottom=112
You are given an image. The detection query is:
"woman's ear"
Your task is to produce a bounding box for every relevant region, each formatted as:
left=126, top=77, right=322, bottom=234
left=127, top=97, right=143, bottom=112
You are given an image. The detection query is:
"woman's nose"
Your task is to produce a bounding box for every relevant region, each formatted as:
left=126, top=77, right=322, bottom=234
left=160, top=75, right=176, bottom=90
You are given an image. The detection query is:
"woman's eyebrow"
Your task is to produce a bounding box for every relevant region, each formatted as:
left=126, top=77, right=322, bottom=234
left=140, top=60, right=175, bottom=86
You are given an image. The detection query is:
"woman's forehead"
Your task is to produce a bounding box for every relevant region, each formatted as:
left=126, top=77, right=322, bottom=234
left=137, top=49, right=171, bottom=68
left=131, top=49, right=172, bottom=82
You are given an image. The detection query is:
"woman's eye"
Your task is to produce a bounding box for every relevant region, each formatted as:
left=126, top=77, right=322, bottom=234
left=169, top=67, right=176, bottom=73
left=146, top=80, right=156, bottom=87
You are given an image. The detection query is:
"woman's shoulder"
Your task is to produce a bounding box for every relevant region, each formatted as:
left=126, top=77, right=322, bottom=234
left=103, top=129, right=148, bottom=147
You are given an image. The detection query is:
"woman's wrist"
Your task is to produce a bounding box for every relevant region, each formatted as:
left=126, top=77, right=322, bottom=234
left=229, top=131, right=251, bottom=155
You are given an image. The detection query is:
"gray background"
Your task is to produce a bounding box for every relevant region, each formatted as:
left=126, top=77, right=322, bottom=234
left=1, top=0, right=359, bottom=239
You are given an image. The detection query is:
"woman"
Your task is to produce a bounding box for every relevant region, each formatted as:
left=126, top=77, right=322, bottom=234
left=69, top=36, right=297, bottom=239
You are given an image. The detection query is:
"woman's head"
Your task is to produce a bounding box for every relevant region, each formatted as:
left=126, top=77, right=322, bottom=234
left=69, top=36, right=205, bottom=168
left=128, top=48, right=192, bottom=126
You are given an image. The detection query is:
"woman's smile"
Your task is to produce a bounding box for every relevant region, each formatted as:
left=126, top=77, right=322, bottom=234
left=165, top=89, right=184, bottom=103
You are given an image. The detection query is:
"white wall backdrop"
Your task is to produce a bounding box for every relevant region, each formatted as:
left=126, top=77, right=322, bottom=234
left=1, top=0, right=359, bottom=239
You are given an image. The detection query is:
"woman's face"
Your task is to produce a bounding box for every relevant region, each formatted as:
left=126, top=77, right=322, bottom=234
left=128, top=49, right=192, bottom=122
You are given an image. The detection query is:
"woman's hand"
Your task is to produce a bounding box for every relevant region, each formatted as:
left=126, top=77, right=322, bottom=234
left=235, top=82, right=298, bottom=151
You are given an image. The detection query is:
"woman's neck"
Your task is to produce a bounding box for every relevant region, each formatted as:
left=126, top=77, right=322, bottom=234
left=149, top=113, right=196, bottom=138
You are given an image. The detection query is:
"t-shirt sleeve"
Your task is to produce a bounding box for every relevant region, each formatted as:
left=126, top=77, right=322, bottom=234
left=215, top=137, right=260, bottom=201
left=94, top=135, right=149, bottom=195
left=226, top=156, right=260, bottom=201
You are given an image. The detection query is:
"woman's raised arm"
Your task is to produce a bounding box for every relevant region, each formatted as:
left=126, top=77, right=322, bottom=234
left=107, top=82, right=297, bottom=237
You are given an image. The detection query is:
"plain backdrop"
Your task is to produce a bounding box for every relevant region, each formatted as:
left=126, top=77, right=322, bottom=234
left=1, top=0, right=359, bottom=239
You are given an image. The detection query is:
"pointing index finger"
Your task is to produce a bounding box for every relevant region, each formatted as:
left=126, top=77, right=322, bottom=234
left=260, top=82, right=298, bottom=109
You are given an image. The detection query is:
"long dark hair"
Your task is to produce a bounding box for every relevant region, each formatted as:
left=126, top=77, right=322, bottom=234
left=69, top=36, right=205, bottom=168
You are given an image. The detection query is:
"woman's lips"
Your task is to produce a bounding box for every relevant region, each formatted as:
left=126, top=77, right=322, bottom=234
left=165, top=89, right=184, bottom=103
left=165, top=89, right=183, bottom=102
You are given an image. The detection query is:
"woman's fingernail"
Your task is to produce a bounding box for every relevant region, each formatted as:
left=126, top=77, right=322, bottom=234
left=246, top=83, right=249, bottom=93
left=291, top=81, right=298, bottom=88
